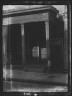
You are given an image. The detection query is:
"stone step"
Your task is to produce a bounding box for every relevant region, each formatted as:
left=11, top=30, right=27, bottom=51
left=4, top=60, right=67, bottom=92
left=24, top=67, right=45, bottom=73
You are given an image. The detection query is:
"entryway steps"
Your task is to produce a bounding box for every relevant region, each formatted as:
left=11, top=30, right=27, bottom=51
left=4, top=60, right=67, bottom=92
left=4, top=69, right=68, bottom=86
left=23, top=67, right=45, bottom=73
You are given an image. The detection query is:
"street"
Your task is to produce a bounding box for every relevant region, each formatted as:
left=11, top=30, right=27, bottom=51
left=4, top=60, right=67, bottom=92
left=3, top=81, right=68, bottom=92
left=3, top=69, right=68, bottom=92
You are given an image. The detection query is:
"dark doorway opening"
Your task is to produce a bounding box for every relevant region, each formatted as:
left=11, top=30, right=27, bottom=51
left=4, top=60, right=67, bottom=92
left=24, top=21, right=47, bottom=67
left=8, top=24, right=22, bottom=68
left=50, top=44, right=64, bottom=73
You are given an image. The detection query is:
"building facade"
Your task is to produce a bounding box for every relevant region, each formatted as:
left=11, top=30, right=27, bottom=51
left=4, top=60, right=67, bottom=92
left=3, top=5, right=65, bottom=73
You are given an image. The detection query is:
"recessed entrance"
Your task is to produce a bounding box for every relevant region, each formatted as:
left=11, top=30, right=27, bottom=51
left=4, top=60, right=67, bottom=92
left=24, top=21, right=47, bottom=67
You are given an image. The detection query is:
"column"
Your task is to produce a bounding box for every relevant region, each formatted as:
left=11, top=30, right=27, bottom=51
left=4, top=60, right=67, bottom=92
left=21, top=24, right=26, bottom=67
left=63, top=6, right=68, bottom=72
left=2, top=25, right=8, bottom=80
left=45, top=21, right=51, bottom=67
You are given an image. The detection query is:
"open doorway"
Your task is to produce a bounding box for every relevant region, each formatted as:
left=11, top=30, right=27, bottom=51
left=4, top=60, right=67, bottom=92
left=7, top=24, right=22, bottom=68
left=24, top=21, right=47, bottom=67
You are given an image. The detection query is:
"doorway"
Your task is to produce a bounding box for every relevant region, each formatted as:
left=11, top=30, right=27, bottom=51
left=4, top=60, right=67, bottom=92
left=8, top=24, right=22, bottom=67
left=24, top=21, right=47, bottom=67
left=50, top=43, right=64, bottom=73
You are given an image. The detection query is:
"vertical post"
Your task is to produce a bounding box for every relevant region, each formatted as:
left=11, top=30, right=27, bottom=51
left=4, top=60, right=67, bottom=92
left=64, top=5, right=68, bottom=72
left=2, top=26, right=8, bottom=80
left=21, top=24, right=26, bottom=67
left=45, top=21, right=51, bottom=67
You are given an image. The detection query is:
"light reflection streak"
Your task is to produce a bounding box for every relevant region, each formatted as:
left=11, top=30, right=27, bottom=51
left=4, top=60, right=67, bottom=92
left=6, top=86, right=68, bottom=92
left=10, top=64, right=12, bottom=90
left=3, top=67, right=7, bottom=80
left=10, top=51, right=13, bottom=90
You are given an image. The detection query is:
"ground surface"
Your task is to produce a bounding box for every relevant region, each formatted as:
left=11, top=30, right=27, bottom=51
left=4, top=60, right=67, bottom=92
left=3, top=69, right=68, bottom=92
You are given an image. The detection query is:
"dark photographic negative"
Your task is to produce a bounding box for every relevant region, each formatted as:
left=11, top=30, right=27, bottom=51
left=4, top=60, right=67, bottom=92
left=2, top=4, right=70, bottom=93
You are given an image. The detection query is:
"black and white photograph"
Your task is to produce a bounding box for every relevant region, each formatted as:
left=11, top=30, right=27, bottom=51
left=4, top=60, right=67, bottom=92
left=2, top=2, right=71, bottom=94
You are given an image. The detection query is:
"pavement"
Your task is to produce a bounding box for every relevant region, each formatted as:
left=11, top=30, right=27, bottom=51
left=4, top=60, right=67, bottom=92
left=3, top=68, right=68, bottom=92
left=3, top=80, right=68, bottom=92
left=3, top=69, right=68, bottom=85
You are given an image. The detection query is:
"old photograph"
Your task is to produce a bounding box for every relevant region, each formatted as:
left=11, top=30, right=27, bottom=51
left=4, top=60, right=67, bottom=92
left=2, top=4, right=71, bottom=93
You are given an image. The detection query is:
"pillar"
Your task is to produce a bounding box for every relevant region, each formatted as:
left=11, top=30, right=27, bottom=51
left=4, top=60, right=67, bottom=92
left=2, top=25, right=8, bottom=80
left=63, top=5, right=68, bottom=72
left=45, top=21, right=51, bottom=67
left=21, top=24, right=26, bottom=67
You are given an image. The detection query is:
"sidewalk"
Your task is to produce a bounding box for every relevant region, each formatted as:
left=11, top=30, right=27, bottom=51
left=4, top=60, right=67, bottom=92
left=4, top=69, right=68, bottom=86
